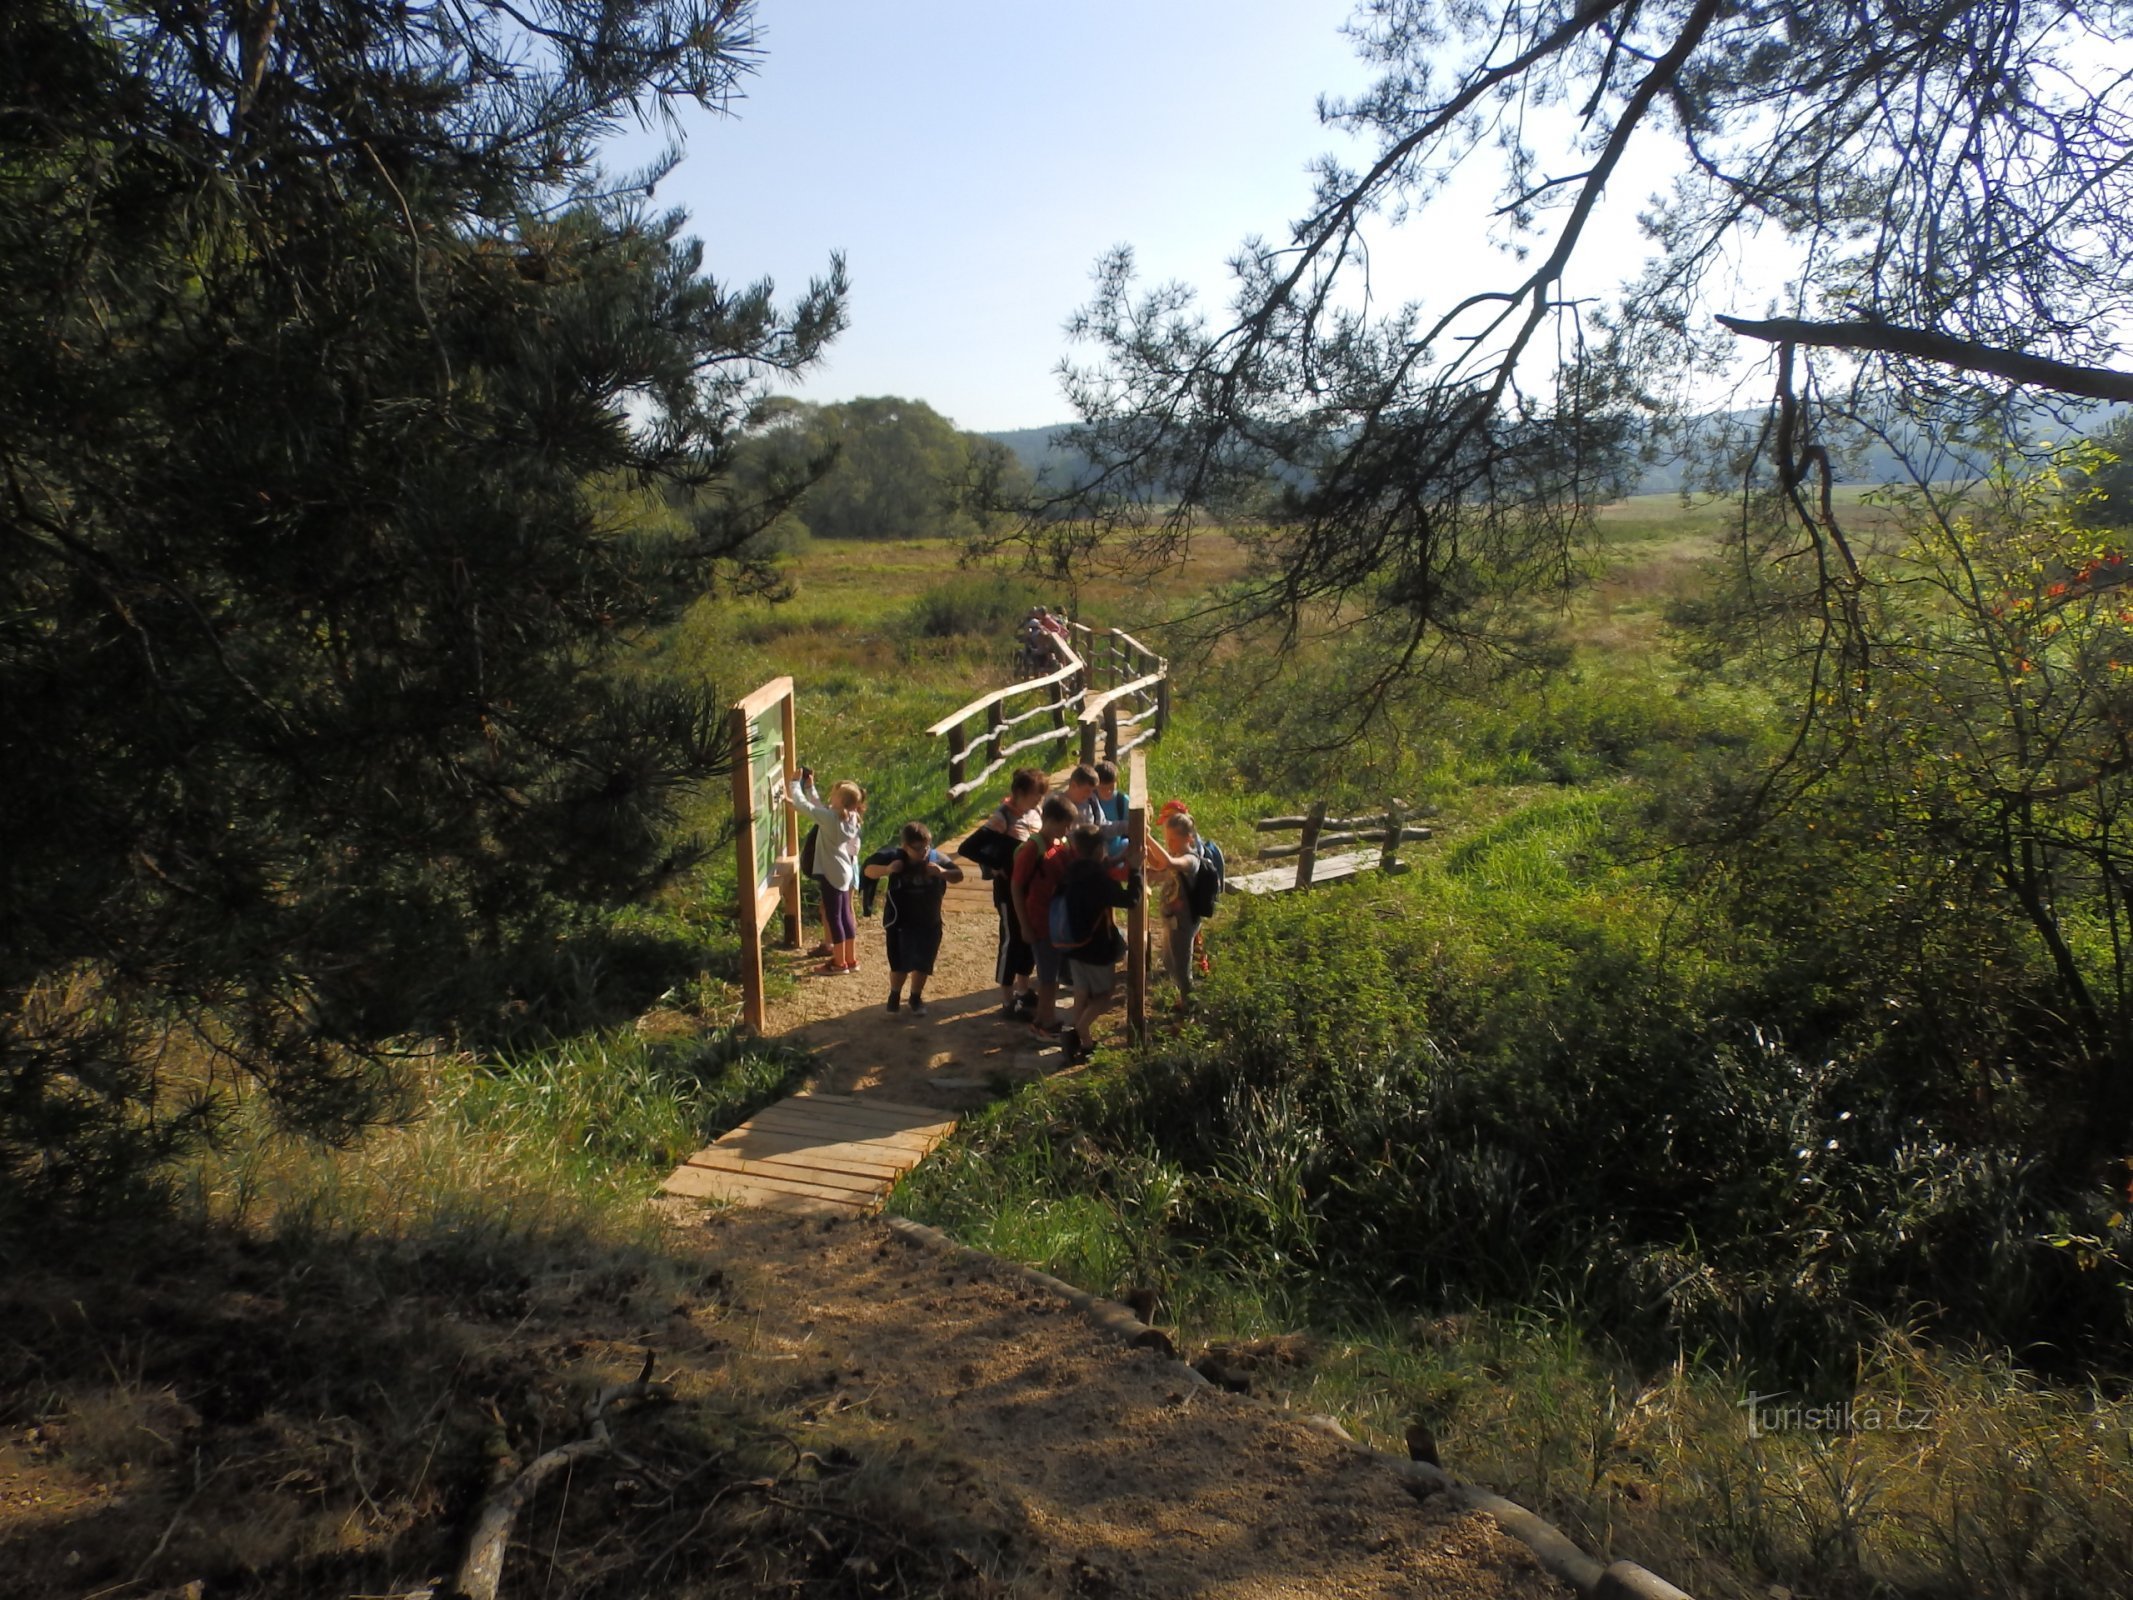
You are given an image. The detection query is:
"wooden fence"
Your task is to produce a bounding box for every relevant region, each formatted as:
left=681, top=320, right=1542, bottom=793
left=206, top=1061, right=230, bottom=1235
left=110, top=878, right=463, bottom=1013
left=1229, top=800, right=1432, bottom=895
left=926, top=620, right=1170, bottom=801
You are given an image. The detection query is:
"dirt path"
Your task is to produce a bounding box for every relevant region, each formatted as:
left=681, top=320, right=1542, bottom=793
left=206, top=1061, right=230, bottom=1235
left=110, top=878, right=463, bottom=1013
left=680, top=901, right=1573, bottom=1598
left=763, top=894, right=1072, bottom=1111
left=670, top=1206, right=1566, bottom=1599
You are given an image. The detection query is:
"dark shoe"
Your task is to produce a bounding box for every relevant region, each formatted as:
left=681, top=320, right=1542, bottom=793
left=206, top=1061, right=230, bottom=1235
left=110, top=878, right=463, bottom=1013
left=910, top=999, right=929, bottom=1017
left=1013, top=991, right=1039, bottom=1017
left=886, top=992, right=901, bottom=1013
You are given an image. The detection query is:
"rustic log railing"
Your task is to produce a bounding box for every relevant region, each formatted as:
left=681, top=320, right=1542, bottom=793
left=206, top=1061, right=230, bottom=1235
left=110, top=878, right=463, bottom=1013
left=1229, top=800, right=1432, bottom=895
left=927, top=619, right=1169, bottom=801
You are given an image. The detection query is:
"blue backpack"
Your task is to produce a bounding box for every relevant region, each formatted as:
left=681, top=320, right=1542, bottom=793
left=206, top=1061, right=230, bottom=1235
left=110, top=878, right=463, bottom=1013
left=1188, top=838, right=1225, bottom=921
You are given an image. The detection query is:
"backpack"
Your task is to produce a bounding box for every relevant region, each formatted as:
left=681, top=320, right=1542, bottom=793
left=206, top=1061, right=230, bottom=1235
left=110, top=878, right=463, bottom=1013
left=799, top=822, right=820, bottom=879
left=1049, top=889, right=1091, bottom=950
left=1187, top=838, right=1225, bottom=921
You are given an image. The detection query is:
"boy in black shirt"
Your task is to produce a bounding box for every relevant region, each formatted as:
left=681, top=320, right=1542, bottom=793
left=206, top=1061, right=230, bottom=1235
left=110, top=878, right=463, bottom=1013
left=1054, top=823, right=1141, bottom=1064
left=862, top=822, right=963, bottom=1016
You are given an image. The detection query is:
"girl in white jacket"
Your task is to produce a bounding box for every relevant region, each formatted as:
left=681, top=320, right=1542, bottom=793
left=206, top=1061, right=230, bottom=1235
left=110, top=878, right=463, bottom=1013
left=785, top=766, right=866, bottom=972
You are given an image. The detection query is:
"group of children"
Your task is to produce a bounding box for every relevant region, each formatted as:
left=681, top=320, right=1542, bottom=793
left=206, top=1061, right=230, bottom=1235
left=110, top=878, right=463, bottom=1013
left=783, top=759, right=1222, bottom=1062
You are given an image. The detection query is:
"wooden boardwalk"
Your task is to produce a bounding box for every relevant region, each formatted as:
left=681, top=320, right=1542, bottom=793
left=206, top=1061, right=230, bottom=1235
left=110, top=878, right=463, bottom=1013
left=1227, top=850, right=1380, bottom=896
left=660, top=1093, right=958, bottom=1216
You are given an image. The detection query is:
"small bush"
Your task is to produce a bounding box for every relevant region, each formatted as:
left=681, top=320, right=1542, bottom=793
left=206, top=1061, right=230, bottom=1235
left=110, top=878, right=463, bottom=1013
left=902, top=573, right=1050, bottom=639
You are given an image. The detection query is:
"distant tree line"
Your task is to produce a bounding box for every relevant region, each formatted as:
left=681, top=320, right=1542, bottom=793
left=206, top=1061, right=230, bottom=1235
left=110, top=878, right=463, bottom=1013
left=737, top=396, right=1031, bottom=545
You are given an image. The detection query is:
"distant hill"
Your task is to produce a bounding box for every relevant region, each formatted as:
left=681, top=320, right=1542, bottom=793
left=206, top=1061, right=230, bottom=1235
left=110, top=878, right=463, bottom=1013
left=984, top=425, right=1087, bottom=486
left=989, top=405, right=2124, bottom=500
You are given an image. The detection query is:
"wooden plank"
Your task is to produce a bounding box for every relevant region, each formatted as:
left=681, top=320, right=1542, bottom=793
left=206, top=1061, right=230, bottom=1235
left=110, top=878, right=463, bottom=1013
left=733, top=702, right=765, bottom=1033
left=800, top=1092, right=950, bottom=1114
left=781, top=1093, right=957, bottom=1130
left=671, top=1163, right=878, bottom=1206
left=682, top=1150, right=889, bottom=1196
left=1227, top=851, right=1376, bottom=896
left=780, top=693, right=802, bottom=946
left=703, top=1130, right=914, bottom=1176
left=746, top=1100, right=955, bottom=1143
left=740, top=1105, right=955, bottom=1146
left=1078, top=672, right=1167, bottom=727
left=659, top=1164, right=867, bottom=1213
left=733, top=674, right=797, bottom=722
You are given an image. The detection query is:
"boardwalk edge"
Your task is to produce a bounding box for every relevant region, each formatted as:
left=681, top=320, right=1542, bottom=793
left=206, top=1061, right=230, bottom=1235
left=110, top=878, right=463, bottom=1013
left=883, top=1214, right=1698, bottom=1600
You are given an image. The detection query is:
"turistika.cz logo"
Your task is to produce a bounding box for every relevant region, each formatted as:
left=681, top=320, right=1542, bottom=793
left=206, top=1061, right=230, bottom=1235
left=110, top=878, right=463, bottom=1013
left=1741, top=1392, right=1935, bottom=1439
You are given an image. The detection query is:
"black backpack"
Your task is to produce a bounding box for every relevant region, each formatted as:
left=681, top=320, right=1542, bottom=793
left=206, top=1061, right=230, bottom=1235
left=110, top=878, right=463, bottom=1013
left=799, top=823, right=820, bottom=879
left=1188, top=838, right=1225, bottom=921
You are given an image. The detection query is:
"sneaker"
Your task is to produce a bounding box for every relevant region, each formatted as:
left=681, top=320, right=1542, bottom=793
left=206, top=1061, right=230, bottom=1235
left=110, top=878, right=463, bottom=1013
left=1013, top=990, right=1039, bottom=1017
left=886, top=993, right=901, bottom=1013
left=1065, top=1032, right=1090, bottom=1065
left=998, top=998, right=1022, bottom=1020
left=910, top=999, right=929, bottom=1017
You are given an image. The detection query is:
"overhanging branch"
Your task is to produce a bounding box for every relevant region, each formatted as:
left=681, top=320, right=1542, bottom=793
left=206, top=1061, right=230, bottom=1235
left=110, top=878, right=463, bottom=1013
left=1717, top=314, right=2133, bottom=405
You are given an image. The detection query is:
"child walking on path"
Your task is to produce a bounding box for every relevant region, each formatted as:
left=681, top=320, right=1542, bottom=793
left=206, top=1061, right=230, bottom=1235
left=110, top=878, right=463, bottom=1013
left=981, top=767, right=1048, bottom=1019
left=1092, top=759, right=1130, bottom=860
left=862, top=822, right=962, bottom=1015
left=1014, top=795, right=1078, bottom=1039
left=783, top=766, right=865, bottom=974
left=1055, top=823, right=1141, bottom=1065
left=1144, top=809, right=1204, bottom=1011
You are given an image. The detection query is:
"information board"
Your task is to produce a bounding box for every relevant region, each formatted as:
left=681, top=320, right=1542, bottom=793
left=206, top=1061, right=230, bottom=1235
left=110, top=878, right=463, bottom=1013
left=730, top=677, right=801, bottom=1030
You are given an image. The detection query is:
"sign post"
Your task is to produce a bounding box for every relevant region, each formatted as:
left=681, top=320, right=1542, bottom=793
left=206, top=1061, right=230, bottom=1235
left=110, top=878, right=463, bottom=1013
left=1127, top=747, right=1149, bottom=1043
left=731, top=677, right=801, bottom=1032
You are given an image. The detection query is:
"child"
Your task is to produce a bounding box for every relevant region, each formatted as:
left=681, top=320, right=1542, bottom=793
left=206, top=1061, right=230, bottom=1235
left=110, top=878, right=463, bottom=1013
left=983, top=767, right=1048, bottom=1019
left=1143, top=808, right=1203, bottom=1010
left=783, top=765, right=865, bottom=974
left=1055, top=824, right=1140, bottom=1065
left=862, top=822, right=962, bottom=1015
left=1013, top=795, right=1078, bottom=1038
left=1063, top=764, right=1128, bottom=845
left=1092, top=759, right=1129, bottom=860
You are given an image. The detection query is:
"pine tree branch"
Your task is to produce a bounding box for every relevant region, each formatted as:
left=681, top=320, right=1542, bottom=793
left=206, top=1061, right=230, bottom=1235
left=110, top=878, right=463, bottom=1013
left=1716, top=314, right=2133, bottom=404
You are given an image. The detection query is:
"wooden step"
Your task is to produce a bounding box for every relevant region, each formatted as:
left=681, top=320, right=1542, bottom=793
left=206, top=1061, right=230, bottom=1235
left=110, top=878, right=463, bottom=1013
left=660, top=1093, right=958, bottom=1214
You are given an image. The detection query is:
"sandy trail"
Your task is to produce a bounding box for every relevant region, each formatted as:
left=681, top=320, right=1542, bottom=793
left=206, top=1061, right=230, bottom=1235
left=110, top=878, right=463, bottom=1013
left=673, top=1206, right=1566, bottom=1600
left=763, top=887, right=1079, bottom=1111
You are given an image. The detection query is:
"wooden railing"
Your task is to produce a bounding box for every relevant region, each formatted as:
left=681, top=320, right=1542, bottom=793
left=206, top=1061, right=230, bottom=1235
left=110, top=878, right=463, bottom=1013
left=926, top=620, right=1170, bottom=801
left=1229, top=800, right=1433, bottom=895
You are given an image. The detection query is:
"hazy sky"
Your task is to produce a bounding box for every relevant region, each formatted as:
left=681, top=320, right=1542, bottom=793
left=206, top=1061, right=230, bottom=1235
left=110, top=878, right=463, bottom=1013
left=610, top=2, right=1682, bottom=433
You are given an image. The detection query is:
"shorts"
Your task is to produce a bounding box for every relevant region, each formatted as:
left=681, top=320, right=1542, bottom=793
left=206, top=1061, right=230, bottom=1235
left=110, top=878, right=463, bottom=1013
left=886, top=918, right=943, bottom=976
left=1032, top=935, right=1063, bottom=986
left=1068, top=958, right=1117, bottom=997
left=994, top=883, right=1034, bottom=984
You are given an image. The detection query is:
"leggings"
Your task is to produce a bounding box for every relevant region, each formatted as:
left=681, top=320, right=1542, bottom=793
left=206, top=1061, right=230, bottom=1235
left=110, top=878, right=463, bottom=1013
left=1162, top=913, right=1200, bottom=1002
left=823, top=885, right=856, bottom=943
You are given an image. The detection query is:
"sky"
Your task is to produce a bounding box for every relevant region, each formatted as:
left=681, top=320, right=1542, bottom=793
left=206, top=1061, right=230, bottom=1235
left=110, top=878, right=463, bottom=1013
left=606, top=1, right=1687, bottom=434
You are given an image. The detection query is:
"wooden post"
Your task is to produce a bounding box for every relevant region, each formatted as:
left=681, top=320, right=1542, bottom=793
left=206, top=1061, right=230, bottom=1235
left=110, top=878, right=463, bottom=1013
left=1154, top=671, right=1171, bottom=738
left=731, top=704, right=766, bottom=1031
left=1294, top=800, right=1326, bottom=891
left=948, top=714, right=967, bottom=797
left=1103, top=701, right=1120, bottom=762
left=1080, top=715, right=1098, bottom=768
left=1127, top=748, right=1149, bottom=1043
left=987, top=699, right=1006, bottom=775
left=1380, top=799, right=1407, bottom=876
left=779, top=693, right=802, bottom=945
